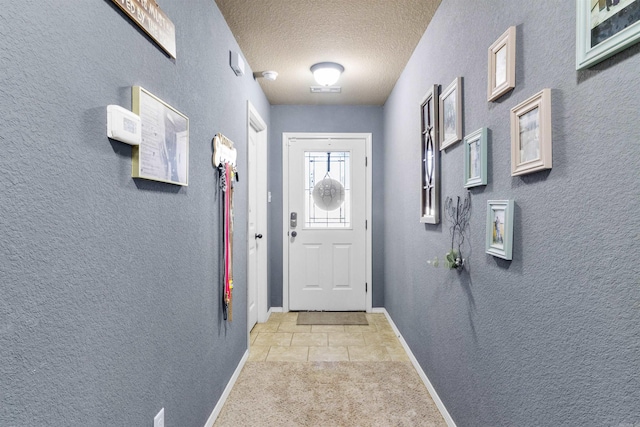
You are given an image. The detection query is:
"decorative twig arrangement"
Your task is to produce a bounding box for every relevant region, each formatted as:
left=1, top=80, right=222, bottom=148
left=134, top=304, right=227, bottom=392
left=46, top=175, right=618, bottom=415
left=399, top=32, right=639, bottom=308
left=443, top=193, right=471, bottom=270
left=428, top=192, right=471, bottom=271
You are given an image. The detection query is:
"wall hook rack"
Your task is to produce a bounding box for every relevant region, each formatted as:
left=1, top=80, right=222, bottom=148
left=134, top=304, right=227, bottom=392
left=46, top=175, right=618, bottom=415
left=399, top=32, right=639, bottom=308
left=212, top=133, right=237, bottom=167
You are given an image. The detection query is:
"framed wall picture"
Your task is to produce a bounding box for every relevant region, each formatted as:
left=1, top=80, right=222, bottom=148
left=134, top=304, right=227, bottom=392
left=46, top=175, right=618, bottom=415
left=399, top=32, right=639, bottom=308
left=510, top=88, right=552, bottom=176
left=420, top=85, right=440, bottom=224
left=132, top=86, right=189, bottom=186
left=463, top=128, right=487, bottom=188
left=486, top=200, right=514, bottom=260
left=439, top=77, right=463, bottom=150
left=576, top=0, right=640, bottom=69
left=487, top=26, right=516, bottom=101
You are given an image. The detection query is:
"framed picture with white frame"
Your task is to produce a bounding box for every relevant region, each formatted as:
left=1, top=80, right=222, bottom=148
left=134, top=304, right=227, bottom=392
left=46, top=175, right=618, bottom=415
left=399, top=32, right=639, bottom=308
left=510, top=89, right=552, bottom=176
left=487, top=26, right=516, bottom=101
left=439, top=77, right=462, bottom=150
left=463, top=128, right=487, bottom=188
left=486, top=200, right=514, bottom=260
left=576, top=0, right=640, bottom=70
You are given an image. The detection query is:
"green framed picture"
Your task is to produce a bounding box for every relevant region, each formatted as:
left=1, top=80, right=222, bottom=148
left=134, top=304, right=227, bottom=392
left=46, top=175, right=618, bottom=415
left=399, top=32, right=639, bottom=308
left=463, top=128, right=487, bottom=188
left=576, top=0, right=640, bottom=69
left=486, top=200, right=514, bottom=260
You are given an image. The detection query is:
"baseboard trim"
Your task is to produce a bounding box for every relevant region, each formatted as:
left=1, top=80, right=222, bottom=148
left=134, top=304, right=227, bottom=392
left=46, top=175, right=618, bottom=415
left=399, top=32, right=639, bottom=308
left=203, top=349, right=249, bottom=427
left=269, top=306, right=283, bottom=313
left=378, top=308, right=457, bottom=427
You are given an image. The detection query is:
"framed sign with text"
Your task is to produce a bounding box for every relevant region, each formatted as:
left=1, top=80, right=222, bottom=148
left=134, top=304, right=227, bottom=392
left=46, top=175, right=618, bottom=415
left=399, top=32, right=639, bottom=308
left=132, top=86, right=189, bottom=186
left=111, top=0, right=176, bottom=58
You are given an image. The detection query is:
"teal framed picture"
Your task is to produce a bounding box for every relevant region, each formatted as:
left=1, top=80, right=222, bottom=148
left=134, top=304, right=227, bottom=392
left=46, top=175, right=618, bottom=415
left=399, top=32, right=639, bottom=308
left=576, top=0, right=640, bottom=69
left=463, top=128, right=487, bottom=188
left=486, top=200, right=514, bottom=260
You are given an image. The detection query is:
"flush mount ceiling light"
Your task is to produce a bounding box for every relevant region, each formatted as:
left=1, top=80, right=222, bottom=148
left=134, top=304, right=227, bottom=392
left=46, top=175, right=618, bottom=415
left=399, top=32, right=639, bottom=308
left=310, top=62, right=344, bottom=86
left=254, top=70, right=278, bottom=81
left=261, top=70, right=278, bottom=81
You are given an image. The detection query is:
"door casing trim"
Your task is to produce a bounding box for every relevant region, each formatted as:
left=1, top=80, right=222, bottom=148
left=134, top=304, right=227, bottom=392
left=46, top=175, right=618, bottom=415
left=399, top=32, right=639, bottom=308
left=282, top=132, right=372, bottom=313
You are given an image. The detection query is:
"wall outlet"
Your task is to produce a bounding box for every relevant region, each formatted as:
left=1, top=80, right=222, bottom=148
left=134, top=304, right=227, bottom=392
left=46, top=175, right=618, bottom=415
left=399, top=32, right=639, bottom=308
left=154, top=408, right=164, bottom=427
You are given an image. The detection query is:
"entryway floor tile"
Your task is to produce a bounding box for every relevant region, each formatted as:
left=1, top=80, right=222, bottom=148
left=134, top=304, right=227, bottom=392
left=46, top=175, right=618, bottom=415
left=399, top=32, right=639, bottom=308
left=348, top=345, right=391, bottom=361
left=328, top=332, right=365, bottom=346
left=308, top=346, right=349, bottom=362
left=253, top=332, right=293, bottom=347
left=266, top=346, right=309, bottom=362
left=291, top=332, right=328, bottom=346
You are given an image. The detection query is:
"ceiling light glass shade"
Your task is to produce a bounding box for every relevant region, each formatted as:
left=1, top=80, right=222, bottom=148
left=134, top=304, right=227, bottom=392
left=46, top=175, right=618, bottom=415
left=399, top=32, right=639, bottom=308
left=310, top=62, right=344, bottom=86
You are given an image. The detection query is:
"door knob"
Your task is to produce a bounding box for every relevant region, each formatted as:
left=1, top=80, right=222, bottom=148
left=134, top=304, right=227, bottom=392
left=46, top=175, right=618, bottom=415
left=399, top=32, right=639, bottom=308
left=291, top=231, right=297, bottom=237
left=255, top=233, right=263, bottom=239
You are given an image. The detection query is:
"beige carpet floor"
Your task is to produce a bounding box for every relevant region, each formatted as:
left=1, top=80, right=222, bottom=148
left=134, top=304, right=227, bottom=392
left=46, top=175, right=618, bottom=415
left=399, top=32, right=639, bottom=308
left=214, top=361, right=446, bottom=426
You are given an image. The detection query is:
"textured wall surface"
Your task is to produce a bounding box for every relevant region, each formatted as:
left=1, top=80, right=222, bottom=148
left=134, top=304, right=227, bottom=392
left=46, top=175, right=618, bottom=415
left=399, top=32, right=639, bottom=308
left=268, top=105, right=385, bottom=308
left=0, top=1, right=269, bottom=426
left=382, top=0, right=639, bottom=425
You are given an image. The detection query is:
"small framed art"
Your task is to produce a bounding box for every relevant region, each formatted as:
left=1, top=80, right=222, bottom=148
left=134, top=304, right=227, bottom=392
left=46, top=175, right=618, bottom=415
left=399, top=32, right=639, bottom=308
left=486, top=200, right=514, bottom=260
left=487, top=26, right=516, bottom=101
left=463, top=128, right=487, bottom=188
left=420, top=85, right=440, bottom=224
left=132, top=86, right=189, bottom=186
left=439, top=77, right=462, bottom=150
left=576, top=0, right=640, bottom=70
left=510, top=88, right=551, bottom=176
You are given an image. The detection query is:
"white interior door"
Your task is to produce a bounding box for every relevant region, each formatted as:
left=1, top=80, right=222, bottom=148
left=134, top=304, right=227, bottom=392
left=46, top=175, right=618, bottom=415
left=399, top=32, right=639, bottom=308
left=247, top=124, right=259, bottom=329
left=287, top=136, right=367, bottom=311
left=247, top=102, right=268, bottom=333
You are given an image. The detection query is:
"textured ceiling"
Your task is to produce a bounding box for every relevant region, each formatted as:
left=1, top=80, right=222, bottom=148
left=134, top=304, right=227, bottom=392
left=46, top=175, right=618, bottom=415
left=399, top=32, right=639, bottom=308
left=215, top=0, right=442, bottom=105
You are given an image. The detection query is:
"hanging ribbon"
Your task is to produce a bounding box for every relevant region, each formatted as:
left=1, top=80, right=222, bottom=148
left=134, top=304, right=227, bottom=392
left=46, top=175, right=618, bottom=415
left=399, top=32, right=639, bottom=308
left=214, top=134, right=237, bottom=322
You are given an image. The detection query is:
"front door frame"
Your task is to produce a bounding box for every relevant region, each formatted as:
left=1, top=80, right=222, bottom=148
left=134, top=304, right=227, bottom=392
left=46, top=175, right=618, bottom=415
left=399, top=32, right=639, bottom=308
left=282, top=132, right=372, bottom=313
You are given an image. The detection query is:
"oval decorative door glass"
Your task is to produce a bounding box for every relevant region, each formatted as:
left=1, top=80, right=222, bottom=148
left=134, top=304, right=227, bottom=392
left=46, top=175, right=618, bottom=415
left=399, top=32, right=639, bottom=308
left=304, top=151, right=351, bottom=228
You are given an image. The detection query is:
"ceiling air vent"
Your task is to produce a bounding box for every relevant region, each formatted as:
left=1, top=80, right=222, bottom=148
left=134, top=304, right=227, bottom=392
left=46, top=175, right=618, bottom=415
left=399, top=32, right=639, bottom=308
left=310, top=86, right=341, bottom=93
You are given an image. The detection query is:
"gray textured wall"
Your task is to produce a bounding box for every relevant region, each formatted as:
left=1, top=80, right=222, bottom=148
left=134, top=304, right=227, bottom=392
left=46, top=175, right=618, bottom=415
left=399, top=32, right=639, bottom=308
left=268, top=105, right=385, bottom=308
left=383, top=0, right=640, bottom=425
left=0, top=1, right=269, bottom=426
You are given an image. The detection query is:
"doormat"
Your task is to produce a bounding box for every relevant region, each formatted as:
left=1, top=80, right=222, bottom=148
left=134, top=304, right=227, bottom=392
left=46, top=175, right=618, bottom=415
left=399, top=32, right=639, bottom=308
left=296, top=312, right=368, bottom=325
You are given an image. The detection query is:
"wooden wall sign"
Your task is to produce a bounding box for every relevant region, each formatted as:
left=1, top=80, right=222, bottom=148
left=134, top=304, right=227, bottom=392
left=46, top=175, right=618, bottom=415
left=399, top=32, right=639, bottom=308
left=111, top=0, right=176, bottom=58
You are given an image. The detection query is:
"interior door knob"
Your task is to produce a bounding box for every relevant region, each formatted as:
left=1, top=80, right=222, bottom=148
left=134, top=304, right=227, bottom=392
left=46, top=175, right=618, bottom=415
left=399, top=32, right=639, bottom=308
left=291, top=231, right=297, bottom=237
left=255, top=233, right=263, bottom=239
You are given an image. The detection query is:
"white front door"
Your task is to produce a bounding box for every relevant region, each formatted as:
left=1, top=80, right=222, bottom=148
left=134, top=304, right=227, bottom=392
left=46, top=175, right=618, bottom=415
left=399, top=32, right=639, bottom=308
left=286, top=135, right=368, bottom=311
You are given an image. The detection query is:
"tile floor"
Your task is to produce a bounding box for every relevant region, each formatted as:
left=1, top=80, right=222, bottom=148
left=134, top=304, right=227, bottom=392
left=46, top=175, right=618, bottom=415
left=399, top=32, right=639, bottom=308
left=248, top=312, right=411, bottom=362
